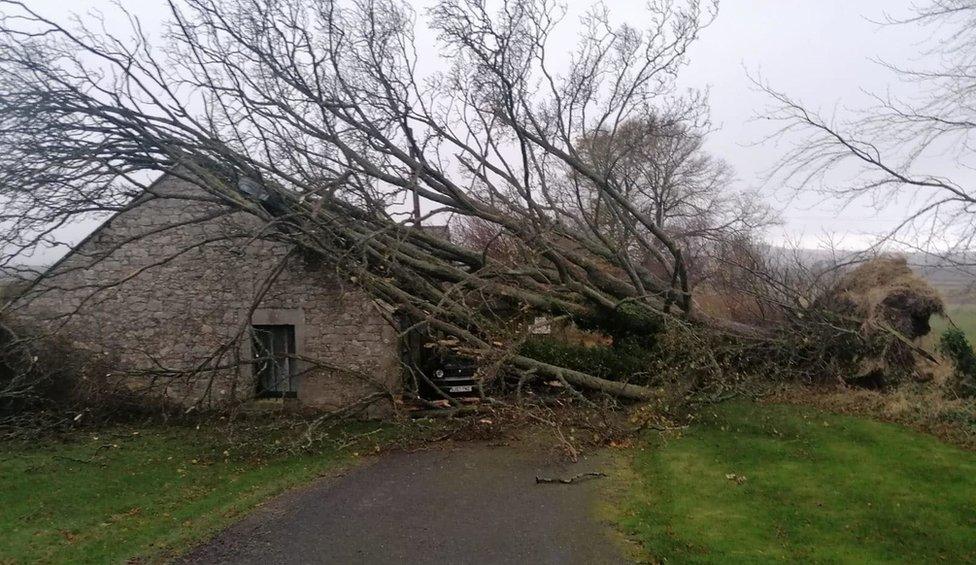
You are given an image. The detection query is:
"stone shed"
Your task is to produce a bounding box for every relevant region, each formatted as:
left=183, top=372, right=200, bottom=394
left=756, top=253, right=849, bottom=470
left=11, top=173, right=402, bottom=415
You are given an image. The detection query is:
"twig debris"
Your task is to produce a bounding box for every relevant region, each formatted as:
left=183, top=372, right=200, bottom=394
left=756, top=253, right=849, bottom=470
left=535, top=472, right=607, bottom=485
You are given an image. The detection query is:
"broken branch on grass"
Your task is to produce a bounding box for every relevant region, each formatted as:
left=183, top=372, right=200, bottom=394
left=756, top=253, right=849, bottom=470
left=535, top=472, right=608, bottom=485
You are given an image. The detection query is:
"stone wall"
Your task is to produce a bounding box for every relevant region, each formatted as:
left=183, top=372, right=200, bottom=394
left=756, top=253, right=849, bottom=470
left=11, top=174, right=401, bottom=415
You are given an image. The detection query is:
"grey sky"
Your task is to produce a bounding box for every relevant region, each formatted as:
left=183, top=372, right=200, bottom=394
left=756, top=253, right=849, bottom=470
left=676, top=0, right=934, bottom=249
left=23, top=0, right=941, bottom=252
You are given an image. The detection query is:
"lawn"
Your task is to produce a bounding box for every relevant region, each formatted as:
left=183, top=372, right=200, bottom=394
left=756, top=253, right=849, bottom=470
left=616, top=402, right=976, bottom=563
left=0, top=422, right=375, bottom=563
left=931, top=303, right=976, bottom=346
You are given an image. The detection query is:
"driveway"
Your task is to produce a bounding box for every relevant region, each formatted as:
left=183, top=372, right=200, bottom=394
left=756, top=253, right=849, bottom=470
left=181, top=442, right=628, bottom=564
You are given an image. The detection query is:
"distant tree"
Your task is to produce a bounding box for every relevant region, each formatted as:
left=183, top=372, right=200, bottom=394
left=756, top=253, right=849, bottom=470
left=456, top=113, right=771, bottom=282
left=572, top=114, right=772, bottom=288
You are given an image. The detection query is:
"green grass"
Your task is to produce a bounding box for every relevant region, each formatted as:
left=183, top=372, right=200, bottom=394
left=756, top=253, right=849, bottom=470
left=0, top=422, right=370, bottom=564
left=932, top=304, right=976, bottom=344
left=617, top=402, right=976, bottom=563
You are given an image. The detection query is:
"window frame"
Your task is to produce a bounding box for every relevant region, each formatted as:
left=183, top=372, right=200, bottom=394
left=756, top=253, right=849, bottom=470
left=251, top=324, right=299, bottom=399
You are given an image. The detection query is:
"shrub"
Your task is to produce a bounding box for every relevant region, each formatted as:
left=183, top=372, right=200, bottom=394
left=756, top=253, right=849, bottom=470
left=1, top=317, right=159, bottom=437
left=575, top=303, right=661, bottom=349
left=939, top=328, right=976, bottom=397
left=520, top=336, right=656, bottom=385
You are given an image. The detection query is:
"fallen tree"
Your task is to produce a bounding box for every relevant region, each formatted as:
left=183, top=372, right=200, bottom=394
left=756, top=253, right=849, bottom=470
left=0, top=0, right=946, bottom=410
left=0, top=0, right=735, bottom=401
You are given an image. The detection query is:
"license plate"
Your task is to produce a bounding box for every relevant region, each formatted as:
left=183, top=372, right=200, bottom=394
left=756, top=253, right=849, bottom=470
left=448, top=385, right=474, bottom=393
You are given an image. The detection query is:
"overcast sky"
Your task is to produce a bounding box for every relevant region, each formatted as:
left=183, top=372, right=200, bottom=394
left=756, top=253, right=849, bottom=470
left=676, top=0, right=934, bottom=249
left=23, top=0, right=942, bottom=253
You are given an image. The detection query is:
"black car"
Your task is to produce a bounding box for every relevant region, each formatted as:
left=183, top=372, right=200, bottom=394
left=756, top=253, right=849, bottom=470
left=397, top=310, right=482, bottom=400
left=423, top=354, right=480, bottom=399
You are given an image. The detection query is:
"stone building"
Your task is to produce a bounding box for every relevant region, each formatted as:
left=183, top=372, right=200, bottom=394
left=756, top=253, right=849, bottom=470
left=12, top=173, right=402, bottom=415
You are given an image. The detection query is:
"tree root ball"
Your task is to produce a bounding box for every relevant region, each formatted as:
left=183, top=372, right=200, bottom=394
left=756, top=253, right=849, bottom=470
left=815, top=256, right=945, bottom=384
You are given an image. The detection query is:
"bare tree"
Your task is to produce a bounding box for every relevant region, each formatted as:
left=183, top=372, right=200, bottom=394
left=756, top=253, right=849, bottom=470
left=572, top=114, right=771, bottom=286
left=759, top=0, right=976, bottom=265
left=0, top=0, right=727, bottom=401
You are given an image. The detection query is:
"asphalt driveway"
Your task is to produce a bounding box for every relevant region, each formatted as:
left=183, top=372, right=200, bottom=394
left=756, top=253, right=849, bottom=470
left=181, top=442, right=627, bottom=564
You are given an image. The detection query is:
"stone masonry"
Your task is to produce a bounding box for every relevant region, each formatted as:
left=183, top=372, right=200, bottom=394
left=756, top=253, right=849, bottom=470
left=12, top=174, right=401, bottom=415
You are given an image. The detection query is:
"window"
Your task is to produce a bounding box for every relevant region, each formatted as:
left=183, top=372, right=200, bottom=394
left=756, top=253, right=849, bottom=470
left=252, top=325, right=298, bottom=398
